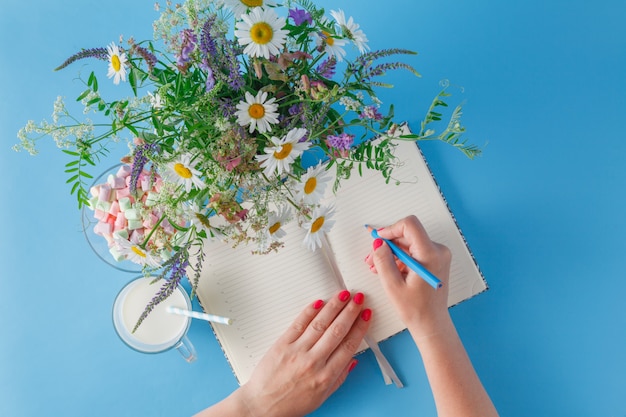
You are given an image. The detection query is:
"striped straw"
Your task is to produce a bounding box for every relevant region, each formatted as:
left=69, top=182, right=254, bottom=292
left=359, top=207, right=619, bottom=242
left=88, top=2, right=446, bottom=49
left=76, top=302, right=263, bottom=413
left=166, top=306, right=233, bottom=325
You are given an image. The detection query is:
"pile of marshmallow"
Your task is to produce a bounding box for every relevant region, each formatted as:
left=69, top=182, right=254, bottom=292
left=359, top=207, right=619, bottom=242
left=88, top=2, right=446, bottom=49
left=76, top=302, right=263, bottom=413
left=86, top=165, right=183, bottom=264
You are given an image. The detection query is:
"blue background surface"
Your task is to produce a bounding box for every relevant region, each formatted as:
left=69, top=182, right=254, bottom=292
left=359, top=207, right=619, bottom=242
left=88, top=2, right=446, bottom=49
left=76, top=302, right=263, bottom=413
left=2, top=0, right=625, bottom=416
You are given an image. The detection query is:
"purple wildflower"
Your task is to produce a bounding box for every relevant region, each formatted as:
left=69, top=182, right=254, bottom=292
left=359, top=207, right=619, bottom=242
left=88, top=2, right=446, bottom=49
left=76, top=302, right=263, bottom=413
left=205, top=66, right=216, bottom=91
left=326, top=133, right=354, bottom=151
left=130, top=142, right=159, bottom=194
left=225, top=46, right=244, bottom=90
left=218, top=98, right=237, bottom=118
left=316, top=57, right=337, bottom=79
left=359, top=105, right=383, bottom=121
left=288, top=8, right=312, bottom=26
left=197, top=14, right=244, bottom=91
left=200, top=16, right=218, bottom=57
left=131, top=44, right=158, bottom=72
left=131, top=248, right=189, bottom=333
left=176, top=29, right=197, bottom=66
left=288, top=103, right=302, bottom=116
left=54, top=47, right=108, bottom=71
left=200, top=59, right=216, bottom=91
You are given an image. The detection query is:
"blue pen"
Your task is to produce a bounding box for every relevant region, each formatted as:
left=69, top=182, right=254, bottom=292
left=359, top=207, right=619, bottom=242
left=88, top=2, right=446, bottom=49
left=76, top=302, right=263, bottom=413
left=366, top=225, right=442, bottom=290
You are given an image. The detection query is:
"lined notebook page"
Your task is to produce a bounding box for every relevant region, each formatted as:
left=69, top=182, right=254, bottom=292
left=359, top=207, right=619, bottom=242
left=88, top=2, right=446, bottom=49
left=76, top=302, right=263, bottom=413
left=195, top=225, right=342, bottom=384
left=325, top=139, right=487, bottom=343
left=195, top=133, right=486, bottom=384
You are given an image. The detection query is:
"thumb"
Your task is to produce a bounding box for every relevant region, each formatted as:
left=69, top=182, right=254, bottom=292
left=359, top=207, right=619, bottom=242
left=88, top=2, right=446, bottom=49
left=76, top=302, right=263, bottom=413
left=371, top=239, right=405, bottom=292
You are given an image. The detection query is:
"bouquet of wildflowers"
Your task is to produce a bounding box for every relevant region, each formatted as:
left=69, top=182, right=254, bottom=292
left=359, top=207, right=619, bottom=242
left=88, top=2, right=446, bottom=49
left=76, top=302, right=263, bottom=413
left=16, top=0, right=479, bottom=326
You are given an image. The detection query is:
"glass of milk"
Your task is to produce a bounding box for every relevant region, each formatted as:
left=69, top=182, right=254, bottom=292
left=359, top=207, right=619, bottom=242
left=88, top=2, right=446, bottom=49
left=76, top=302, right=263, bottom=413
left=112, top=276, right=197, bottom=362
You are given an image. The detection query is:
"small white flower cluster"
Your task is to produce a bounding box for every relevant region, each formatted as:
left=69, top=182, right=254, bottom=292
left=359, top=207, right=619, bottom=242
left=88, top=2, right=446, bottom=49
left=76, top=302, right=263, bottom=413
left=14, top=97, right=95, bottom=154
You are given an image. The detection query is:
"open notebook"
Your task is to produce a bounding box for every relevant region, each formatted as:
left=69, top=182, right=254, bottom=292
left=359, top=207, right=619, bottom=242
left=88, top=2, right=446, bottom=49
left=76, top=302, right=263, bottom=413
left=193, top=131, right=487, bottom=384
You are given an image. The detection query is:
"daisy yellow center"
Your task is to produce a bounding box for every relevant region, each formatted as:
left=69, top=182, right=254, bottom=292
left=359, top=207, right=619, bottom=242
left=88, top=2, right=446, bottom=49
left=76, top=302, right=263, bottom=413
left=322, top=31, right=335, bottom=46
left=174, top=163, right=193, bottom=179
left=310, top=216, right=325, bottom=233
left=241, top=0, right=263, bottom=6
left=269, top=222, right=281, bottom=234
left=250, top=22, right=274, bottom=45
left=111, top=54, right=121, bottom=72
left=304, top=177, right=317, bottom=195
left=248, top=103, right=266, bottom=119
left=273, top=143, right=293, bottom=160
left=131, top=246, right=147, bottom=258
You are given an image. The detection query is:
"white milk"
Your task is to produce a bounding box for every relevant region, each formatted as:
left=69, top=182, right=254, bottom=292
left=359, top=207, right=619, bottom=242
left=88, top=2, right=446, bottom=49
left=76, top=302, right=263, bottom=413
left=115, top=277, right=190, bottom=352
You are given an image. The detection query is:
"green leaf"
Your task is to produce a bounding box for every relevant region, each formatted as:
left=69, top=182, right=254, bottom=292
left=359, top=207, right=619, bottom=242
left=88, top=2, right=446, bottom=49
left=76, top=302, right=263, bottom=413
left=76, top=89, right=91, bottom=102
left=126, top=123, right=139, bottom=136
left=87, top=71, right=96, bottom=87
left=129, top=67, right=138, bottom=96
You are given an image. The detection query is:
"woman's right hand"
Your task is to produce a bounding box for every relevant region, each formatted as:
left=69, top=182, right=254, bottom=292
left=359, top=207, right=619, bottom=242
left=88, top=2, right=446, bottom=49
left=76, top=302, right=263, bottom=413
left=365, top=215, right=452, bottom=340
left=367, top=216, right=499, bottom=417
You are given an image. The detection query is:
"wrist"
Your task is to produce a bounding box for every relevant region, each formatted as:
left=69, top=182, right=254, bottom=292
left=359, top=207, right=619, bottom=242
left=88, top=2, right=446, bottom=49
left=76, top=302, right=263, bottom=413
left=218, top=388, right=256, bottom=417
left=193, top=388, right=253, bottom=417
left=406, top=310, right=454, bottom=347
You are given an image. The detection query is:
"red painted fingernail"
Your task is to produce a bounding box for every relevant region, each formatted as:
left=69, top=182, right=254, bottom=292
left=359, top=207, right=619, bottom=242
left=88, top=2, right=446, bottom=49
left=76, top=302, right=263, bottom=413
left=373, top=238, right=384, bottom=251
left=377, top=227, right=385, bottom=231
left=361, top=308, right=372, bottom=322
left=353, top=292, right=364, bottom=305
left=338, top=290, right=351, bottom=302
left=348, top=359, right=358, bottom=373
left=313, top=299, right=324, bottom=310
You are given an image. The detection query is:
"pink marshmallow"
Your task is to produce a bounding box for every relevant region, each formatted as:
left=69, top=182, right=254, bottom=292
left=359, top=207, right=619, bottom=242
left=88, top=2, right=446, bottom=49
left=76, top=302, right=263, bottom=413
left=130, top=230, right=145, bottom=244
left=141, top=177, right=151, bottom=192
left=116, top=186, right=130, bottom=199
left=143, top=213, right=158, bottom=229
left=90, top=185, right=100, bottom=198
left=98, top=184, right=111, bottom=202
left=116, top=165, right=131, bottom=178
left=93, top=221, right=113, bottom=236
left=161, top=218, right=174, bottom=234
left=107, top=174, right=126, bottom=189
left=109, top=201, right=120, bottom=216
left=93, top=209, right=108, bottom=221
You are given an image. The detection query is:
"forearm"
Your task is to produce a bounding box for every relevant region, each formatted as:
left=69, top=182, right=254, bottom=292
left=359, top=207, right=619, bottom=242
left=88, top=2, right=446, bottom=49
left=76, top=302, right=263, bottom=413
left=408, top=315, right=498, bottom=417
left=194, top=389, right=252, bottom=417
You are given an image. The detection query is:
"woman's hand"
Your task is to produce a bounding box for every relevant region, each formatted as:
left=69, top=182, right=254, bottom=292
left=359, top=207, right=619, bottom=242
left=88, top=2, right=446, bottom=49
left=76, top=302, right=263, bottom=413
left=365, top=215, right=452, bottom=340
left=197, top=290, right=371, bottom=417
left=366, top=216, right=499, bottom=416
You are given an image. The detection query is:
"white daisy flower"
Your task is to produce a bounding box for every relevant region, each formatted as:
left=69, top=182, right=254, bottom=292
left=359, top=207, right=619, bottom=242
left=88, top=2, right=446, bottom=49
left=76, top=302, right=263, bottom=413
left=330, top=9, right=369, bottom=53
left=312, top=30, right=347, bottom=62
left=256, top=127, right=310, bottom=177
left=234, top=7, right=288, bottom=59
left=302, top=205, right=336, bottom=251
left=266, top=206, right=291, bottom=242
left=164, top=154, right=205, bottom=193
left=187, top=203, right=223, bottom=240
left=106, top=42, right=128, bottom=85
left=147, top=91, right=163, bottom=109
left=235, top=91, right=280, bottom=134
left=296, top=162, right=332, bottom=205
left=114, top=237, right=162, bottom=268
left=221, top=0, right=277, bottom=19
